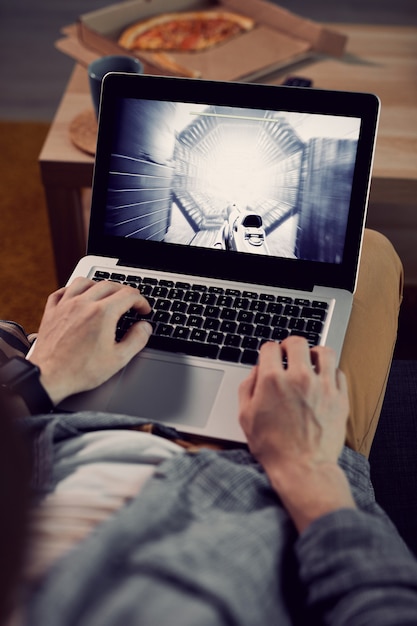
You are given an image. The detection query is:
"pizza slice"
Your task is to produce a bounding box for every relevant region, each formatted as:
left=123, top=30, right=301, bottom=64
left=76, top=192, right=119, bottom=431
left=118, top=10, right=255, bottom=52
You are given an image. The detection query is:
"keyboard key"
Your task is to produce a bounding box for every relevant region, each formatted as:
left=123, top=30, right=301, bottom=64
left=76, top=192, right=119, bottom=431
left=200, top=292, right=217, bottom=305
left=155, top=298, right=171, bottom=311
left=168, top=288, right=185, bottom=300
left=204, top=318, right=220, bottom=331
left=187, top=315, right=203, bottom=328
left=219, top=346, right=241, bottom=362
left=221, top=308, right=237, bottom=321
left=152, top=286, right=168, bottom=298
left=250, top=300, right=266, bottom=313
left=207, top=331, right=224, bottom=345
left=173, top=326, right=190, bottom=340
left=241, top=350, right=258, bottom=365
left=139, top=284, right=153, bottom=297
left=283, top=304, right=301, bottom=317
left=171, top=300, right=187, bottom=313
left=237, top=322, right=254, bottom=336
left=187, top=303, right=204, bottom=316
left=152, top=310, right=170, bottom=324
left=306, top=319, right=323, bottom=333
left=224, top=334, right=241, bottom=347
left=171, top=312, right=187, bottom=325
left=111, top=273, right=126, bottom=281
left=234, top=297, right=250, bottom=310
left=148, top=335, right=219, bottom=359
left=312, top=301, right=329, bottom=310
left=204, top=305, right=220, bottom=319
left=290, top=330, right=320, bottom=346
left=124, top=282, right=140, bottom=288
left=237, top=310, right=254, bottom=323
left=216, top=295, right=233, bottom=307
left=184, top=291, right=201, bottom=303
left=220, top=320, right=237, bottom=333
left=289, top=318, right=306, bottom=331
left=242, top=336, right=260, bottom=350
left=255, top=325, right=272, bottom=339
left=272, top=315, right=289, bottom=328
left=272, top=328, right=289, bottom=341
left=266, top=302, right=283, bottom=314
left=190, top=328, right=207, bottom=342
left=155, top=323, right=173, bottom=337
left=94, top=270, right=110, bottom=279
left=254, top=312, right=271, bottom=325
left=301, top=306, right=326, bottom=321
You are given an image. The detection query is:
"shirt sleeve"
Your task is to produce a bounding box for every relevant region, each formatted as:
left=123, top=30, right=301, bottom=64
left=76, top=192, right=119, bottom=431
left=295, top=508, right=417, bottom=625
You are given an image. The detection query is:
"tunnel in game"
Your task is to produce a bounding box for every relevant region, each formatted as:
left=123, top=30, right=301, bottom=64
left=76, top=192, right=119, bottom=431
left=105, top=99, right=357, bottom=263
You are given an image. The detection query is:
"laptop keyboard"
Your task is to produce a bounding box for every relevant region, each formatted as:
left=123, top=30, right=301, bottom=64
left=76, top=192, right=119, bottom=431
left=93, top=270, right=329, bottom=365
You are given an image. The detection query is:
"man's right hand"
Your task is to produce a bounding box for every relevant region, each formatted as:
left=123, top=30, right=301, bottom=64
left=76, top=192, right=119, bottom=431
left=29, top=278, right=153, bottom=406
left=238, top=337, right=356, bottom=532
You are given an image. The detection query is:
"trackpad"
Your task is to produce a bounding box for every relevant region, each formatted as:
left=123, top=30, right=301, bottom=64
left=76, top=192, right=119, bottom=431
left=107, top=356, right=224, bottom=428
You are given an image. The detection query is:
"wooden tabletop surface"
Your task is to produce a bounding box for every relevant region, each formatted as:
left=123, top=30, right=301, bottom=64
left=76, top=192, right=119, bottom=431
left=41, top=23, right=417, bottom=186
left=39, top=23, right=417, bottom=284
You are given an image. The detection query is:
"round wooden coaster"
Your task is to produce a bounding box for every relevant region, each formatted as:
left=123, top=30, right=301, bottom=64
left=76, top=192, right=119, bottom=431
left=69, top=109, right=98, bottom=155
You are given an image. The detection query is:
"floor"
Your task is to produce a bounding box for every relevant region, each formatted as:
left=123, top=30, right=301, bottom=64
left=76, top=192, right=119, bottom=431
left=1, top=0, right=416, bottom=120
left=0, top=0, right=416, bottom=357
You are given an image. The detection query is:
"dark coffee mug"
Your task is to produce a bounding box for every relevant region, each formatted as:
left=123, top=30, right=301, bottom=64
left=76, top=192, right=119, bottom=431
left=88, top=55, right=144, bottom=117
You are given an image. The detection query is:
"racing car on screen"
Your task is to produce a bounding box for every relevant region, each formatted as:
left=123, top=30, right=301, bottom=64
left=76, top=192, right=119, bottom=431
left=226, top=208, right=270, bottom=255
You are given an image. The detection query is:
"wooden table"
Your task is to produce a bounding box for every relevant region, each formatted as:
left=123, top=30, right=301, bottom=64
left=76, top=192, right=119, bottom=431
left=39, top=23, right=417, bottom=286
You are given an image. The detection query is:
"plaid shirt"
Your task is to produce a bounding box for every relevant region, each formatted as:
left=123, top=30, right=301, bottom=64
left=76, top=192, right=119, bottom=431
left=16, top=411, right=417, bottom=626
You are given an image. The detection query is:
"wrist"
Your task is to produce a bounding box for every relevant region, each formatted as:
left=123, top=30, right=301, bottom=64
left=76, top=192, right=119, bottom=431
left=266, top=460, right=356, bottom=533
left=0, top=357, right=55, bottom=415
left=28, top=358, right=69, bottom=407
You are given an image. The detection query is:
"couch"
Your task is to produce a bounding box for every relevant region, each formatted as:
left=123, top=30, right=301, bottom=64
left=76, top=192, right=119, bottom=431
left=369, top=360, right=417, bottom=557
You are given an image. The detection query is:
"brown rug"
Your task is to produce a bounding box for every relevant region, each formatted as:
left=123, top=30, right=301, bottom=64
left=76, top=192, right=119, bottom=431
left=0, top=121, right=58, bottom=334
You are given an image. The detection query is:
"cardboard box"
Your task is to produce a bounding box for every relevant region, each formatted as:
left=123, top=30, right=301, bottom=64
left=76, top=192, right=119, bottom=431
left=71, top=0, right=347, bottom=81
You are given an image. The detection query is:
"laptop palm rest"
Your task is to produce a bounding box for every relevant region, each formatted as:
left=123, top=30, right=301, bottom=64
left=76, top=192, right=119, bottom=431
left=61, top=354, right=224, bottom=430
left=111, top=354, right=224, bottom=427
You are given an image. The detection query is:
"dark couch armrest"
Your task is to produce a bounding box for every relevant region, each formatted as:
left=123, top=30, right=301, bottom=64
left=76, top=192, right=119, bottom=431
left=369, top=360, right=417, bottom=557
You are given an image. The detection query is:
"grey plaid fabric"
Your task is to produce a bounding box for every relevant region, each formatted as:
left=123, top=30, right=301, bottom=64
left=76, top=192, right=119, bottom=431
left=19, top=412, right=417, bottom=626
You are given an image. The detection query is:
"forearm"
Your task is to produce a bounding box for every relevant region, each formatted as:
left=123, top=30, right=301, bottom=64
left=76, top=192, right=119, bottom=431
left=266, top=461, right=356, bottom=533
left=296, top=508, right=417, bottom=625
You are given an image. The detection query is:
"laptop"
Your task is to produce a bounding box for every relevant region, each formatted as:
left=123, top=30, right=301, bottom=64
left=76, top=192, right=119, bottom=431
left=57, top=72, right=380, bottom=443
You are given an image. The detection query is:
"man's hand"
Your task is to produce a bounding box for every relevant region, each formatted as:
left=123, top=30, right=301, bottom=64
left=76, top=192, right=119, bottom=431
left=238, top=337, right=355, bottom=532
left=29, top=278, right=153, bottom=406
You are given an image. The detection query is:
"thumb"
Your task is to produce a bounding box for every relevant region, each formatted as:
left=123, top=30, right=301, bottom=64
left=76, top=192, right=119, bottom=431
left=238, top=365, right=258, bottom=406
left=119, top=320, right=153, bottom=358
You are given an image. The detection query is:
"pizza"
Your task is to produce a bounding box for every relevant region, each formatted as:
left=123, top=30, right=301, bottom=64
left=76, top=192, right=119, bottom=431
left=118, top=10, right=255, bottom=53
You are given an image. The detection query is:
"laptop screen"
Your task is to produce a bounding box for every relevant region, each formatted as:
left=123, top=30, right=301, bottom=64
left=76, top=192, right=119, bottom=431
left=89, top=74, right=379, bottom=292
left=105, top=99, right=361, bottom=264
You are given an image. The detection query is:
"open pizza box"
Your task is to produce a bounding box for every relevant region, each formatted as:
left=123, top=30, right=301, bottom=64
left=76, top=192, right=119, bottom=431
left=56, top=0, right=347, bottom=82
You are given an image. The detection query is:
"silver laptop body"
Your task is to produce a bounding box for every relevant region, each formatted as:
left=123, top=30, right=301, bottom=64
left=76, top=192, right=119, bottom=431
left=58, top=73, right=380, bottom=443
